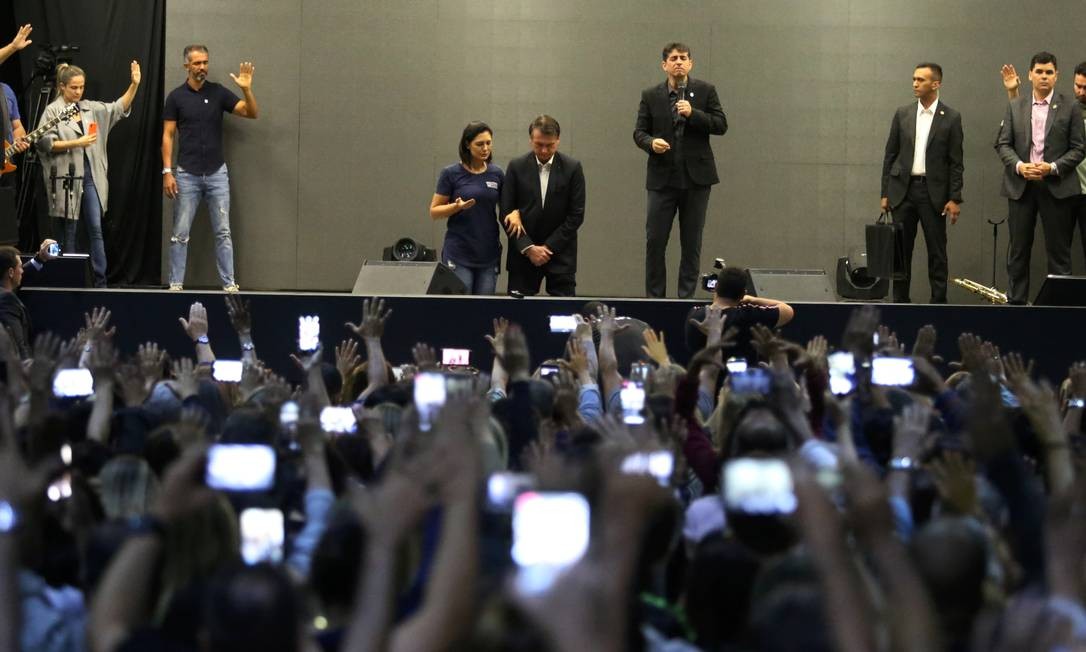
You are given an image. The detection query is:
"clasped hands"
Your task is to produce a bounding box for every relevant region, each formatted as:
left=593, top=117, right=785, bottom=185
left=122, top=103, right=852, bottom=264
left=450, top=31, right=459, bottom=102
left=1019, top=162, right=1054, bottom=181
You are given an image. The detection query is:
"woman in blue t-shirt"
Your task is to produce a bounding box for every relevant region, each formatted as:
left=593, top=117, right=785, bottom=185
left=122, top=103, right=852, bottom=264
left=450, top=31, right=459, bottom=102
left=429, top=121, right=504, bottom=294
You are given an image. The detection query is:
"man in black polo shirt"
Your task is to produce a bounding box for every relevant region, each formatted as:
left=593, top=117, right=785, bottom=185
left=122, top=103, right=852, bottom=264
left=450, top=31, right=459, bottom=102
left=162, top=44, right=259, bottom=291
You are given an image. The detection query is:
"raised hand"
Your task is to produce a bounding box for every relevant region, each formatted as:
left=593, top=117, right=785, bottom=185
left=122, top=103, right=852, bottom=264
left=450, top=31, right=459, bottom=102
left=171, top=357, right=200, bottom=399
left=115, top=363, right=148, bottom=407
left=224, top=294, right=252, bottom=335
left=229, top=61, right=254, bottom=90
left=29, top=333, right=62, bottom=392
left=412, top=342, right=438, bottom=371
left=594, top=304, right=625, bottom=335
left=83, top=306, right=116, bottom=343
left=640, top=329, right=669, bottom=367
left=346, top=297, right=392, bottom=339
left=495, top=325, right=530, bottom=380
left=130, top=60, right=141, bottom=85
left=1000, top=64, right=1020, bottom=93
left=687, top=305, right=725, bottom=336
left=911, top=324, right=938, bottom=361
left=805, top=335, right=828, bottom=374
left=335, top=338, right=361, bottom=381
left=87, top=339, right=117, bottom=384
left=559, top=338, right=590, bottom=382
left=178, top=302, right=209, bottom=341
left=927, top=451, right=977, bottom=516
left=875, top=324, right=902, bottom=354
left=8, top=24, right=32, bottom=52
left=136, top=342, right=167, bottom=387
left=892, top=402, right=931, bottom=461
left=842, top=305, right=879, bottom=358
left=484, top=317, right=510, bottom=356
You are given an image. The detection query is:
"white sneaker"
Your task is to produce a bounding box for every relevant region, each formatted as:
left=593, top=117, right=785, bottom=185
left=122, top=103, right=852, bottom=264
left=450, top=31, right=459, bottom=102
left=168, top=283, right=183, bottom=291
left=223, top=284, right=240, bottom=293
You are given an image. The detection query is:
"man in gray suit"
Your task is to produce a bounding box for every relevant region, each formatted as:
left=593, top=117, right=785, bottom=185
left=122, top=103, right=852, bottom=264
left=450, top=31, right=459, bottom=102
left=880, top=62, right=964, bottom=303
left=995, top=52, right=1086, bottom=304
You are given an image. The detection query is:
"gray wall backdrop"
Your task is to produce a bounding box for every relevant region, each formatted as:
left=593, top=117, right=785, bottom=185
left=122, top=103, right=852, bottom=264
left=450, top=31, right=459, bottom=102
left=163, top=0, right=1086, bottom=299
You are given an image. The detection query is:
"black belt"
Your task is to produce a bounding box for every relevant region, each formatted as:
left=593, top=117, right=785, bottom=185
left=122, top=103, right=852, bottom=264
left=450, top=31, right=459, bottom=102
left=910, top=175, right=927, bottom=183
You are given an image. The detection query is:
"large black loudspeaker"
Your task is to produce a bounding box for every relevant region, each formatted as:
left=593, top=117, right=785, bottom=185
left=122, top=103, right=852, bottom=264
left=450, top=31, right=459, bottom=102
left=1034, top=275, right=1086, bottom=306
left=351, top=260, right=467, bottom=295
left=744, top=268, right=836, bottom=302
left=19, top=254, right=91, bottom=288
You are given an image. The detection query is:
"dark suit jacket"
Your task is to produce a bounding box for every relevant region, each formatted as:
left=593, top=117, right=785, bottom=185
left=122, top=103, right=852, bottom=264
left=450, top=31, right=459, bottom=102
left=0, top=290, right=31, bottom=360
left=995, top=92, right=1086, bottom=200
left=880, top=100, right=964, bottom=211
left=633, top=78, right=727, bottom=190
left=499, top=151, right=586, bottom=275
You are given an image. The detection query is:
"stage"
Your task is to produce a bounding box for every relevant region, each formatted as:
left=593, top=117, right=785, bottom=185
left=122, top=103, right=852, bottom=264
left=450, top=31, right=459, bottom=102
left=19, top=288, right=1086, bottom=385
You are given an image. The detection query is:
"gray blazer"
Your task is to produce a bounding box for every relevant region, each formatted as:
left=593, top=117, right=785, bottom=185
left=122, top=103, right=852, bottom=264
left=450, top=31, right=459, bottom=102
left=36, top=96, right=130, bottom=219
left=995, top=92, right=1085, bottom=200
left=881, top=100, right=965, bottom=211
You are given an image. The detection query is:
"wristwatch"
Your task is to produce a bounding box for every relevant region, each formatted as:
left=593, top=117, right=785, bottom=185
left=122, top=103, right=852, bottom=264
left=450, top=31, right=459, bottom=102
left=161, top=167, right=172, bottom=175
left=196, top=335, right=210, bottom=344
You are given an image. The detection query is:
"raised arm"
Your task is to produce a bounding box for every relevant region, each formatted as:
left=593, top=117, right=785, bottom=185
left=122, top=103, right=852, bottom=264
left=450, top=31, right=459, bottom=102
left=229, top=62, right=258, bottom=119
left=595, top=305, right=624, bottom=402
left=345, top=297, right=392, bottom=401
left=0, top=25, right=31, bottom=67
left=119, top=61, right=141, bottom=112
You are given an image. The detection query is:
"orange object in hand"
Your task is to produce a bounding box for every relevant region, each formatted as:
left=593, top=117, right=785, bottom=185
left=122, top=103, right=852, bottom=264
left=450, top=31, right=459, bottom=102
left=88, top=122, right=97, bottom=136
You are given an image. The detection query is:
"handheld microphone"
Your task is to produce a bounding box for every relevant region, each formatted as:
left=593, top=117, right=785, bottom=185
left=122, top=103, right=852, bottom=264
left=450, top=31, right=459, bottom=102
left=676, top=81, right=688, bottom=125
left=50, top=164, right=57, bottom=201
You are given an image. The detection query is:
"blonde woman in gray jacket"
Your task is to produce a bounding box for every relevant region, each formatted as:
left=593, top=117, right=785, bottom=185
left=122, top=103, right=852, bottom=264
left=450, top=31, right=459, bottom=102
left=36, top=60, right=140, bottom=287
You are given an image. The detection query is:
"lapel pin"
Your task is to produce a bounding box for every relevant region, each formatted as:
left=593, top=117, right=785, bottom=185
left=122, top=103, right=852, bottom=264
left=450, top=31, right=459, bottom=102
left=1053, top=105, right=1058, bottom=110
left=689, top=92, right=694, bottom=98
left=939, top=110, right=944, bottom=115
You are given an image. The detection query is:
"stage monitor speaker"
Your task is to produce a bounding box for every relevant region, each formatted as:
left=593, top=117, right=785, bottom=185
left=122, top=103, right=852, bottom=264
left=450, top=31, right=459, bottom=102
left=1034, top=275, right=1086, bottom=306
left=19, top=254, right=92, bottom=288
left=351, top=259, right=467, bottom=295
left=745, top=268, right=836, bottom=302
left=0, top=187, right=16, bottom=245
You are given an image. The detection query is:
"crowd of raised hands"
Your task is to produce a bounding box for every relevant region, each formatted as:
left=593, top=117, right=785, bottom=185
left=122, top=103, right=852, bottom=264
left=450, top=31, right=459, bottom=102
left=0, top=296, right=1084, bottom=652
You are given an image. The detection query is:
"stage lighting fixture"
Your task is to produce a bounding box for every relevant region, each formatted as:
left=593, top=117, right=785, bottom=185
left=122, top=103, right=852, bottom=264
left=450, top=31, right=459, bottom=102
left=382, top=238, right=436, bottom=262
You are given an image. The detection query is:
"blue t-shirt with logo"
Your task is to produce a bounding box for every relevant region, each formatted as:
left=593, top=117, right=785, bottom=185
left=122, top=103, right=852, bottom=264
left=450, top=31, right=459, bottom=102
left=435, top=162, right=504, bottom=267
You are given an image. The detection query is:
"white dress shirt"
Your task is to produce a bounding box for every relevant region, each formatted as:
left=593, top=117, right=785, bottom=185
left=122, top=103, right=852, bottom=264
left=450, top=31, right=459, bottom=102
left=537, top=156, right=553, bottom=208
left=911, top=98, right=938, bottom=176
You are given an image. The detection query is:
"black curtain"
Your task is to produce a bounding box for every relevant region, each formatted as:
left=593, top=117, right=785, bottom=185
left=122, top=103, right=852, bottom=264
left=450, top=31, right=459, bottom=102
left=9, top=0, right=164, bottom=286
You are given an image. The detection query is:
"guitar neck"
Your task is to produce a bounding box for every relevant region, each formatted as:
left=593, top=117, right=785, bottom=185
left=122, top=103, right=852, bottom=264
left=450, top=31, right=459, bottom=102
left=5, top=108, right=78, bottom=158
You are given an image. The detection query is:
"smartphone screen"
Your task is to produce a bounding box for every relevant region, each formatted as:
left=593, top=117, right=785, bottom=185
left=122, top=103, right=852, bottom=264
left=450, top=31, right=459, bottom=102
left=206, top=444, right=276, bottom=491
left=827, top=351, right=855, bottom=395
left=46, top=473, right=73, bottom=502
left=414, top=372, right=446, bottom=431
left=629, top=362, right=652, bottom=385
left=320, top=406, right=357, bottom=434
left=47, top=242, right=61, bottom=257
left=212, top=360, right=243, bottom=383
left=539, top=364, right=560, bottom=378
left=442, top=348, right=470, bottom=366
left=621, top=450, right=674, bottom=487
left=512, top=492, right=591, bottom=594
left=723, top=458, right=797, bottom=514
left=298, top=315, right=320, bottom=352
left=729, top=368, right=771, bottom=395
left=52, top=368, right=93, bottom=398
left=871, top=356, right=915, bottom=386
left=725, top=357, right=748, bottom=373
left=487, top=472, right=535, bottom=511
left=239, top=508, right=285, bottom=565
left=549, top=315, right=577, bottom=333
left=620, top=382, right=646, bottom=424
left=279, top=401, right=299, bottom=428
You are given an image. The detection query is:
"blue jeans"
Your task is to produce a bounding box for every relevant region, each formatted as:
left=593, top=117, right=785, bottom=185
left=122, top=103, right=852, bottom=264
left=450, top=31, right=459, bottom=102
left=445, top=258, right=497, bottom=295
left=63, top=171, right=107, bottom=287
left=169, top=164, right=235, bottom=286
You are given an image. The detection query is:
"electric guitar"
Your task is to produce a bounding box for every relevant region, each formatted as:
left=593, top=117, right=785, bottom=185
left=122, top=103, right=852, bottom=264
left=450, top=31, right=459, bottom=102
left=1, top=104, right=80, bottom=176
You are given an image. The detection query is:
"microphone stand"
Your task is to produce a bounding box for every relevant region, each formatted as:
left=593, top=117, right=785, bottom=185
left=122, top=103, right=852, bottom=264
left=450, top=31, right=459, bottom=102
left=59, top=167, right=83, bottom=234
left=986, top=216, right=1006, bottom=288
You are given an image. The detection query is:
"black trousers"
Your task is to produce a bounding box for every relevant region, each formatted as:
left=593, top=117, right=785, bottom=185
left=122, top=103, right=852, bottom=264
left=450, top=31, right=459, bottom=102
left=1006, top=181, right=1076, bottom=303
left=891, top=177, right=948, bottom=303
left=507, top=264, right=576, bottom=296
left=645, top=185, right=711, bottom=298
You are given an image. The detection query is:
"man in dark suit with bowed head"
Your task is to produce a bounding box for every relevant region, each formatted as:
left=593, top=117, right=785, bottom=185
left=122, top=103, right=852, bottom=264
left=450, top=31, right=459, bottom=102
left=634, top=42, right=727, bottom=299
left=0, top=240, right=58, bottom=360
left=880, top=62, right=964, bottom=304
left=995, top=51, right=1086, bottom=304
left=500, top=115, right=586, bottom=296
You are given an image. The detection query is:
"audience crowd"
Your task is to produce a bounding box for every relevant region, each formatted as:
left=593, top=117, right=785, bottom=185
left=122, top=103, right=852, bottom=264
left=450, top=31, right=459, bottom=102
left=0, top=272, right=1084, bottom=652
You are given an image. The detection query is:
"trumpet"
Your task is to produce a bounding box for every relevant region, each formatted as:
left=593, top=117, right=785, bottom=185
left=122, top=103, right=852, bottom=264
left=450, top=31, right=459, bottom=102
left=953, top=278, right=1008, bottom=304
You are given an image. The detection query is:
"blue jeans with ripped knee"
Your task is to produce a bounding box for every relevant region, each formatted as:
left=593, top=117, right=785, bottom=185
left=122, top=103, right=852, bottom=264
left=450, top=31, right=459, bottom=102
left=169, top=164, right=235, bottom=286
